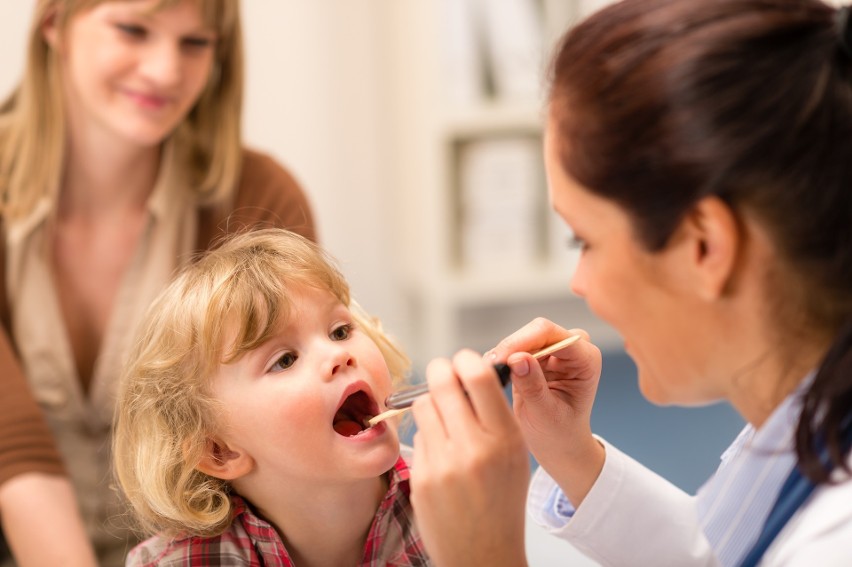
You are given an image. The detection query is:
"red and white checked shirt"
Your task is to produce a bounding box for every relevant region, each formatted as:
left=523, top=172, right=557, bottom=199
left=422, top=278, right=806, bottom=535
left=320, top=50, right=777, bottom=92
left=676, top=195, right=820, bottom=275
left=127, top=455, right=430, bottom=566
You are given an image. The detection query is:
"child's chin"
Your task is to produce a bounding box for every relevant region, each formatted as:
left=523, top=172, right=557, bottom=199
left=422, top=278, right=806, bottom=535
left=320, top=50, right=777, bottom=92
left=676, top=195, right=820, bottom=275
left=368, top=439, right=402, bottom=471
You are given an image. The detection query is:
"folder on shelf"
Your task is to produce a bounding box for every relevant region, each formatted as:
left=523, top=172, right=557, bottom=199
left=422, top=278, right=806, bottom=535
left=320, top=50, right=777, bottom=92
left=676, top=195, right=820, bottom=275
left=458, top=137, right=543, bottom=271
left=471, top=0, right=545, bottom=103
left=440, top=0, right=487, bottom=107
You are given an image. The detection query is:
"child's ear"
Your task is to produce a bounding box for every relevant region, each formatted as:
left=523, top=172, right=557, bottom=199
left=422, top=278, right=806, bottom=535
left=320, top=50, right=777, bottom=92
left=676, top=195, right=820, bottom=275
left=195, top=438, right=254, bottom=480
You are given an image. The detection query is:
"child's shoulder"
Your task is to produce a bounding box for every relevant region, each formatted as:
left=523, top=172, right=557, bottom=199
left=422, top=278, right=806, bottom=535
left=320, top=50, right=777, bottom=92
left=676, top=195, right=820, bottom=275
left=126, top=533, right=191, bottom=567
left=126, top=525, right=257, bottom=566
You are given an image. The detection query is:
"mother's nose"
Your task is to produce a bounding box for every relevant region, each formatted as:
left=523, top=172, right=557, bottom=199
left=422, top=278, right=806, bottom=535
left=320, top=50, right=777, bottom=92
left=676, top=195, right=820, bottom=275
left=138, top=41, right=183, bottom=88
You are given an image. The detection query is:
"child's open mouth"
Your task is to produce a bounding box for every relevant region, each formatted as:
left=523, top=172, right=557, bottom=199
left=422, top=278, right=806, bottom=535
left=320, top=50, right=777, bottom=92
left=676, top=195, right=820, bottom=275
left=333, top=390, right=379, bottom=437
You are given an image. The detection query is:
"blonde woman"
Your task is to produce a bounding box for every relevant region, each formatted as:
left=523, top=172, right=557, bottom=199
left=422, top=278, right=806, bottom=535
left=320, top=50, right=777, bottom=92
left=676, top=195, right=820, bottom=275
left=0, top=1, right=315, bottom=565
left=113, top=228, right=427, bottom=565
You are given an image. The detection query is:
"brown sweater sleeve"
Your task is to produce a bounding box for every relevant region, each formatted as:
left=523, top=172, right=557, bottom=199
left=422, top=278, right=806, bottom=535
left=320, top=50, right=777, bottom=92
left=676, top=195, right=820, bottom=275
left=197, top=148, right=318, bottom=250
left=0, top=214, right=66, bottom=486
left=0, top=327, right=65, bottom=486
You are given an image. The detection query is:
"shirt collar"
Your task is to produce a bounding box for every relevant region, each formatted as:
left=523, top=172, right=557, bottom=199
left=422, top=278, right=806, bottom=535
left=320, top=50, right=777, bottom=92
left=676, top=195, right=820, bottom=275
left=226, top=454, right=414, bottom=564
left=722, top=370, right=816, bottom=463
left=6, top=140, right=192, bottom=245
left=751, top=370, right=815, bottom=451
left=387, top=454, right=412, bottom=496
left=229, top=454, right=412, bottom=525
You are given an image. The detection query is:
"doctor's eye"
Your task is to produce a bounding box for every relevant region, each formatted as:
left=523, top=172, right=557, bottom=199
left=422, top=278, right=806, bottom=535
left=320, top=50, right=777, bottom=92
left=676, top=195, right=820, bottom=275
left=568, top=235, right=589, bottom=252
left=270, top=352, right=298, bottom=372
left=330, top=324, right=352, bottom=341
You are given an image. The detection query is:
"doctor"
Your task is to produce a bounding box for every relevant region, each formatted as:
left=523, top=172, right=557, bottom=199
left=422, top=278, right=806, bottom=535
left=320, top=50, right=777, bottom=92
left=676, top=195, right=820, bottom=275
left=409, top=0, right=852, bottom=565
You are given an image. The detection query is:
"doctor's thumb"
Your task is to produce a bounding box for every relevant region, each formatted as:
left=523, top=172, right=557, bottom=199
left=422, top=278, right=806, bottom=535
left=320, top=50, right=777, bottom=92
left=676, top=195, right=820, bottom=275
left=506, top=354, right=550, bottom=405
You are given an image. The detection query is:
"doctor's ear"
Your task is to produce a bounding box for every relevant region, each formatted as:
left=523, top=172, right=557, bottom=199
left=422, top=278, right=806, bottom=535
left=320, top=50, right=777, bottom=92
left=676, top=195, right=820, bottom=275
left=680, top=195, right=740, bottom=300
left=195, top=437, right=254, bottom=480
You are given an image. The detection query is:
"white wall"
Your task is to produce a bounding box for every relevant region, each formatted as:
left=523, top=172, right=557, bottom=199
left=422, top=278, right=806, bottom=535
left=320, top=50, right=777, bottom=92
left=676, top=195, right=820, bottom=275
left=239, top=2, right=408, bottom=342
left=0, top=2, right=30, bottom=96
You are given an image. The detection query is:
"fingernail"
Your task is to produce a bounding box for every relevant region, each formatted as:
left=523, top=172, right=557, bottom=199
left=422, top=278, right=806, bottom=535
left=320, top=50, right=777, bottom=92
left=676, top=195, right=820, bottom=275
left=510, top=359, right=530, bottom=377
left=484, top=350, right=497, bottom=361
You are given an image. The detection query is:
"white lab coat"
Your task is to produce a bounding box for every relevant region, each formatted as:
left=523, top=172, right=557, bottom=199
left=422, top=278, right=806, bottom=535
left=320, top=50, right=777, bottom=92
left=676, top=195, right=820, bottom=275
left=527, top=439, right=852, bottom=566
left=763, top=460, right=852, bottom=566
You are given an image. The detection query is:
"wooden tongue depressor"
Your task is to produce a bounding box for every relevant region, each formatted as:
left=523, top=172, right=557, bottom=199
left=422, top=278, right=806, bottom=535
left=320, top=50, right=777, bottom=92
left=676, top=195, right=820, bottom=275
left=366, top=334, right=582, bottom=427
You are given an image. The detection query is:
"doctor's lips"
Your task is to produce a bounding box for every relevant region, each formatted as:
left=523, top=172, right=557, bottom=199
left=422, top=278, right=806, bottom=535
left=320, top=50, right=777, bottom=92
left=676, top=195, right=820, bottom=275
left=333, top=385, right=380, bottom=437
left=366, top=334, right=583, bottom=427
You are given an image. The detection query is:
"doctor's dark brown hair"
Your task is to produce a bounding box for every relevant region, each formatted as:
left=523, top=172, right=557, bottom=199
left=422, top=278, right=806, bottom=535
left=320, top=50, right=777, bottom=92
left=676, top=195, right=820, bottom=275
left=548, top=0, right=852, bottom=482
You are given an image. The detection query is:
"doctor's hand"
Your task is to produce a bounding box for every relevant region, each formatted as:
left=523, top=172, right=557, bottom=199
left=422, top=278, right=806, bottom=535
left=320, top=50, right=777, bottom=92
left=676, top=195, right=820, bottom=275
left=410, top=349, right=530, bottom=567
left=487, top=318, right=606, bottom=507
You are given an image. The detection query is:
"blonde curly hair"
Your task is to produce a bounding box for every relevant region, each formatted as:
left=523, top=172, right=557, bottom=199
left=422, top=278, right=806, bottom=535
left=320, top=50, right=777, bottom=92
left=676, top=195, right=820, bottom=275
left=112, top=228, right=410, bottom=538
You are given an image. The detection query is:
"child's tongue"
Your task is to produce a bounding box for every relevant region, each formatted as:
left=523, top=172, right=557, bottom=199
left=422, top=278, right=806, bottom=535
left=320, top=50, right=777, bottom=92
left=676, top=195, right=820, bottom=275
left=334, top=419, right=364, bottom=437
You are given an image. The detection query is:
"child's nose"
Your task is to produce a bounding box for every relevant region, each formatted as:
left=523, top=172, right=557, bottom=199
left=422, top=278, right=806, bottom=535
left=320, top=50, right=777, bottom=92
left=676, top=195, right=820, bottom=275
left=327, top=348, right=355, bottom=379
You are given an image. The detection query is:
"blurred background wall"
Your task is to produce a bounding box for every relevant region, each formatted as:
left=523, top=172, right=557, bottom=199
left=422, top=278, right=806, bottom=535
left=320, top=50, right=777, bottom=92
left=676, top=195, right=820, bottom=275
left=0, top=2, right=757, bottom=565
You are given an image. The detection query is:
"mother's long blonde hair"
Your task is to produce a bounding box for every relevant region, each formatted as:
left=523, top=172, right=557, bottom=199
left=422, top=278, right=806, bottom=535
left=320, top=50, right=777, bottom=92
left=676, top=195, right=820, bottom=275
left=113, top=229, right=411, bottom=538
left=0, top=0, right=243, bottom=221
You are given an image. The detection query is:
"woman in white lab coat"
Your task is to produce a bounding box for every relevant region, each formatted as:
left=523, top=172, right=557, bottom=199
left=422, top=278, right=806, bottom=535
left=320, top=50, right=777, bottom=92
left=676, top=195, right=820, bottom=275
left=408, top=0, right=852, bottom=565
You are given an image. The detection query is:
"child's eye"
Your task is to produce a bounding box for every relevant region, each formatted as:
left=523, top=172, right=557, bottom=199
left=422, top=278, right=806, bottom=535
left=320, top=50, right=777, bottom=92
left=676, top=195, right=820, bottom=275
left=270, top=352, right=298, bottom=372
left=330, top=324, right=352, bottom=341
left=116, top=23, right=147, bottom=39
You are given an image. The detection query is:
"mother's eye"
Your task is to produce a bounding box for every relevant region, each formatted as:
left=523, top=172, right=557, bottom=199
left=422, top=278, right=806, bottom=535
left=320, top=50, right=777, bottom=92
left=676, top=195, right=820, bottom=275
left=115, top=23, right=147, bottom=39
left=181, top=36, right=215, bottom=50
left=270, top=352, right=297, bottom=372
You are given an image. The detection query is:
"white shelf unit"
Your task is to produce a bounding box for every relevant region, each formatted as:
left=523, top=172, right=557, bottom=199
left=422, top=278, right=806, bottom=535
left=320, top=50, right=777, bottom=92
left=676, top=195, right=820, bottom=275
left=385, top=0, right=619, bottom=369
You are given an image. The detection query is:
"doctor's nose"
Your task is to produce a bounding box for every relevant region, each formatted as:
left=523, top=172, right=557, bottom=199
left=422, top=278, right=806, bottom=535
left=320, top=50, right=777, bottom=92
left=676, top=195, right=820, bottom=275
left=570, top=257, right=588, bottom=299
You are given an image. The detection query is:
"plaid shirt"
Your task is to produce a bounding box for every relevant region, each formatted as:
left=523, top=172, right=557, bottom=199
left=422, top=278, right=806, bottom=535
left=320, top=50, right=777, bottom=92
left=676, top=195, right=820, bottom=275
left=127, top=455, right=430, bottom=566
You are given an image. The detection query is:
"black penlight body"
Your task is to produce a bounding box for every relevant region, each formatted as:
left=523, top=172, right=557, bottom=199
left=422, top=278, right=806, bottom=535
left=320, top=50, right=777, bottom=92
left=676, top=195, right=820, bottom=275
left=384, top=363, right=512, bottom=410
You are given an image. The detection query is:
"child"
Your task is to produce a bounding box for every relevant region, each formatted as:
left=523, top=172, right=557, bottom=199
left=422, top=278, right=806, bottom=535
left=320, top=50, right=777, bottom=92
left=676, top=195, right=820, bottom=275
left=113, top=228, right=430, bottom=566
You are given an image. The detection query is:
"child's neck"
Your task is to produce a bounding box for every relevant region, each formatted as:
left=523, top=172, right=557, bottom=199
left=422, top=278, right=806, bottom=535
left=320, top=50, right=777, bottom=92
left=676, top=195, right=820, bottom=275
left=237, top=474, right=390, bottom=567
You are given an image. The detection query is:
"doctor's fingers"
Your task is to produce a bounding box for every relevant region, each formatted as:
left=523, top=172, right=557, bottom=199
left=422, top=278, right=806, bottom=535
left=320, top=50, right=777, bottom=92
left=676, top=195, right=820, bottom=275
left=450, top=349, right=519, bottom=436
left=425, top=349, right=520, bottom=437
left=487, top=318, right=583, bottom=362
left=504, top=330, right=602, bottom=387
left=414, top=352, right=520, bottom=445
left=543, top=337, right=601, bottom=383
left=505, top=352, right=553, bottom=408
left=416, top=354, right=483, bottom=441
